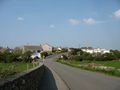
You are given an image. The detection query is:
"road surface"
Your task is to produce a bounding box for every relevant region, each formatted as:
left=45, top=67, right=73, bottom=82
left=44, top=54, right=120, bottom=90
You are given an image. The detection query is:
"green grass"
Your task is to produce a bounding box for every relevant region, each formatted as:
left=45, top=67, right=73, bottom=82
left=57, top=60, right=120, bottom=77
left=68, top=60, right=120, bottom=69
left=93, top=61, right=120, bottom=69
left=0, top=62, right=37, bottom=78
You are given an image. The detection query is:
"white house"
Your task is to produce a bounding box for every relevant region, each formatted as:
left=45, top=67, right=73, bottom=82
left=81, top=47, right=110, bottom=54
left=82, top=49, right=94, bottom=54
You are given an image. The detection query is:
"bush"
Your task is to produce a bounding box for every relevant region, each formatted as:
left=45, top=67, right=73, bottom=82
left=82, top=52, right=93, bottom=61
left=71, top=55, right=83, bottom=61
left=48, top=52, right=53, bottom=56
left=41, top=52, right=48, bottom=58
left=0, top=51, right=34, bottom=63
left=0, top=52, right=18, bottom=63
left=62, top=54, right=68, bottom=60
left=21, top=51, right=33, bottom=62
left=93, top=53, right=116, bottom=61
left=110, top=50, right=120, bottom=60
left=102, top=53, right=115, bottom=61
left=13, top=48, right=22, bottom=58
left=61, top=48, right=68, bottom=52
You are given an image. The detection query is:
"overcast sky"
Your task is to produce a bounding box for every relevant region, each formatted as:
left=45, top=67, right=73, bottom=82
left=0, top=0, right=120, bottom=49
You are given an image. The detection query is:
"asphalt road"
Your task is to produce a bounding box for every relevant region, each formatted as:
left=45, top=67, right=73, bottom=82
left=44, top=54, right=120, bottom=90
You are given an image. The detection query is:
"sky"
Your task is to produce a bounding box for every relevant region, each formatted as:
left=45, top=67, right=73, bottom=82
left=0, top=0, right=120, bottom=49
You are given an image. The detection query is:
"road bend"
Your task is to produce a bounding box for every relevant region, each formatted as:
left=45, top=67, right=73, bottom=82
left=43, top=54, right=120, bottom=90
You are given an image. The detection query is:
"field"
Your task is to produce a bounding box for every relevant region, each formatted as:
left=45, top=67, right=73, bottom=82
left=0, top=62, right=36, bottom=78
left=58, top=60, right=120, bottom=77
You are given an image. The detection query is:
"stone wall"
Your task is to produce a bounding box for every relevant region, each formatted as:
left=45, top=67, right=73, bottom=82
left=0, top=64, right=44, bottom=90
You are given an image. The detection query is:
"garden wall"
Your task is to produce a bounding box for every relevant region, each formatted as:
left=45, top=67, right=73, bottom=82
left=0, top=64, right=44, bottom=90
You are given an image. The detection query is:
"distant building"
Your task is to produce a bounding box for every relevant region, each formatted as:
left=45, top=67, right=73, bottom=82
left=42, top=44, right=53, bottom=52
left=57, top=47, right=62, bottom=51
left=68, top=48, right=75, bottom=52
left=22, top=45, right=43, bottom=53
left=20, top=44, right=53, bottom=59
left=0, top=47, right=13, bottom=53
left=21, top=44, right=53, bottom=53
left=21, top=45, right=43, bottom=59
left=81, top=47, right=110, bottom=54
left=81, top=47, right=93, bottom=50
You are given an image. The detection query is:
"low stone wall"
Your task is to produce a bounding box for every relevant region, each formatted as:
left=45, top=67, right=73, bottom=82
left=0, top=64, right=44, bottom=90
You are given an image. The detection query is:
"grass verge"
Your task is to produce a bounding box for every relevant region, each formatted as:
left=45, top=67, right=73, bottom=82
left=70, top=60, right=120, bottom=69
left=57, top=60, right=120, bottom=77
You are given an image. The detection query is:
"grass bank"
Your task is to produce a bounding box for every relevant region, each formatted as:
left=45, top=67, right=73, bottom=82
left=57, top=60, right=120, bottom=77
left=0, top=62, right=37, bottom=79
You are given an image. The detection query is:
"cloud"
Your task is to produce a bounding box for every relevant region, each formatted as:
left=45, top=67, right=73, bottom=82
left=17, top=17, right=24, bottom=21
left=83, top=18, right=101, bottom=24
left=49, top=24, right=55, bottom=28
left=114, top=9, right=120, bottom=18
left=69, top=19, right=80, bottom=25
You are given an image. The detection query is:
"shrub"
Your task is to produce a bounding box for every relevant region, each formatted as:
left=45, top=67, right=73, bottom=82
left=110, top=50, right=120, bottom=60
left=21, top=51, right=33, bottom=62
left=102, top=53, right=115, bottom=61
left=61, top=48, right=68, bottom=52
left=0, top=52, right=18, bottom=63
left=71, top=55, right=83, bottom=61
left=93, top=53, right=116, bottom=61
left=61, top=54, right=68, bottom=60
left=13, top=48, right=22, bottom=58
left=81, top=52, right=93, bottom=61
left=41, top=52, right=48, bottom=58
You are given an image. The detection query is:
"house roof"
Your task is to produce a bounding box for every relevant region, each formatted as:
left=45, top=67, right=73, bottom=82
left=81, top=47, right=93, bottom=50
left=0, top=48, right=12, bottom=52
left=23, top=45, right=43, bottom=50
